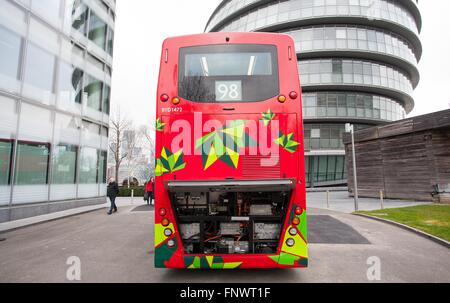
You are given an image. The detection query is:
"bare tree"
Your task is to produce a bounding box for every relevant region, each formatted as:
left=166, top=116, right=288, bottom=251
left=122, top=125, right=144, bottom=187
left=138, top=123, right=156, bottom=180
left=109, top=108, right=132, bottom=183
left=139, top=124, right=155, bottom=162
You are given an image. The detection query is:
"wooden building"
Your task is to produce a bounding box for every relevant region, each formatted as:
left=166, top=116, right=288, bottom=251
left=344, top=110, right=450, bottom=202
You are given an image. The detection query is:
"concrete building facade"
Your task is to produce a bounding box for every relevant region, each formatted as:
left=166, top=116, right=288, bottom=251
left=0, top=0, right=115, bottom=222
left=205, top=0, right=422, bottom=187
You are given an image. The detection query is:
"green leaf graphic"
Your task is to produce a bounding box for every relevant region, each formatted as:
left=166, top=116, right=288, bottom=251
left=261, top=109, right=276, bottom=126
left=156, top=118, right=166, bottom=132
left=155, top=147, right=186, bottom=176
left=275, top=132, right=300, bottom=153
left=196, top=120, right=257, bottom=170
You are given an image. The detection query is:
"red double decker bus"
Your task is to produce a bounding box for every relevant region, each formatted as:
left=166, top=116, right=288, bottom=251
left=154, top=32, right=307, bottom=269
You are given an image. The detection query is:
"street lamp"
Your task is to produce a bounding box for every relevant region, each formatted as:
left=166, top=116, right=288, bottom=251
left=345, top=123, right=359, bottom=211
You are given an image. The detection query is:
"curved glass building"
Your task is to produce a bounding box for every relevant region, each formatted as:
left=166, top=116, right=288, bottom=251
left=0, top=0, right=115, bottom=222
left=206, top=0, right=422, bottom=187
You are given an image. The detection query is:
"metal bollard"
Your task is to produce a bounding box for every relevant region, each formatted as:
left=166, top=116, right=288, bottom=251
left=380, top=190, right=384, bottom=210
left=326, top=190, right=330, bottom=209
left=131, top=189, right=134, bottom=205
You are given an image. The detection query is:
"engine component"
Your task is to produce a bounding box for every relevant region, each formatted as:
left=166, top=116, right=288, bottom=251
left=175, top=192, right=207, bottom=206
left=172, top=190, right=291, bottom=254
left=175, top=192, right=207, bottom=215
left=220, top=223, right=241, bottom=235
left=217, top=240, right=249, bottom=254
left=254, top=223, right=281, bottom=240
left=250, top=204, right=273, bottom=216
left=189, top=192, right=207, bottom=206
left=232, top=241, right=249, bottom=254
left=208, top=203, right=218, bottom=215
left=175, top=193, right=186, bottom=205
left=255, top=243, right=278, bottom=254
left=180, top=223, right=200, bottom=239
left=209, top=204, right=229, bottom=215
left=184, top=243, right=194, bottom=254
left=209, top=193, right=232, bottom=215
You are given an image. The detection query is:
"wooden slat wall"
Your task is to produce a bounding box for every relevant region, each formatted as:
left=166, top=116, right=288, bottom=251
left=433, top=128, right=450, bottom=184
left=378, top=120, right=413, bottom=139
left=346, top=140, right=384, bottom=198
left=345, top=110, right=450, bottom=202
left=381, top=132, right=432, bottom=201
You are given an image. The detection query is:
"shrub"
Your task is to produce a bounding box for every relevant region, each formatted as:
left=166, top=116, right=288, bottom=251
left=118, top=186, right=145, bottom=197
left=122, top=177, right=140, bottom=187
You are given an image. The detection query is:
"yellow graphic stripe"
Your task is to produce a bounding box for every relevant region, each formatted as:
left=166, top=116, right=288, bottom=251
left=155, top=223, right=175, bottom=247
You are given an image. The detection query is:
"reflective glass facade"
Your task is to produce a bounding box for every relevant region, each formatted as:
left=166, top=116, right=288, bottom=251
left=207, top=0, right=421, bottom=187
left=299, top=59, right=413, bottom=95
left=0, top=0, right=115, bottom=222
left=303, top=92, right=406, bottom=121
left=209, top=0, right=420, bottom=35
left=305, top=155, right=346, bottom=187
left=286, top=26, right=418, bottom=67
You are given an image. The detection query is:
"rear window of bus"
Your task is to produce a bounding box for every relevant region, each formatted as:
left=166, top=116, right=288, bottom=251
left=179, top=44, right=279, bottom=103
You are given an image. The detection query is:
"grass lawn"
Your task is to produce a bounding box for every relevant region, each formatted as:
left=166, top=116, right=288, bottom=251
left=356, top=204, right=450, bottom=242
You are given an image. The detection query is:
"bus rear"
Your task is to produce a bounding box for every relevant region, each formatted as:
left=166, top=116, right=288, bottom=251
left=154, top=33, right=307, bottom=269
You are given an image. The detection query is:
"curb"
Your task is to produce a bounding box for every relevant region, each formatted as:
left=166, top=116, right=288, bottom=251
left=354, top=213, right=450, bottom=249
left=0, top=205, right=107, bottom=233
left=307, top=187, right=348, bottom=193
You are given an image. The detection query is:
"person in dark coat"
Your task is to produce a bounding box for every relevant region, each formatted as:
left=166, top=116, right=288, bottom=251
left=107, top=178, right=119, bottom=215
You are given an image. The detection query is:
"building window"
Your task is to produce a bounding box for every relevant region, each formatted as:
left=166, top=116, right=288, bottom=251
left=305, top=155, right=347, bottom=187
left=107, top=28, right=114, bottom=56
left=335, top=156, right=346, bottom=180
left=24, top=42, right=56, bottom=92
left=15, top=142, right=50, bottom=185
left=52, top=144, right=78, bottom=184
left=84, top=74, right=103, bottom=111
left=88, top=53, right=104, bottom=71
left=58, top=61, right=83, bottom=104
left=311, top=129, right=321, bottom=138
left=88, top=11, right=107, bottom=50
left=101, top=126, right=109, bottom=137
left=102, top=84, right=110, bottom=114
left=98, top=150, right=107, bottom=184
left=317, top=156, right=328, bottom=182
left=82, top=120, right=101, bottom=135
left=302, top=92, right=406, bottom=122
left=0, top=140, right=13, bottom=185
left=79, top=147, right=98, bottom=184
left=71, top=0, right=89, bottom=35
left=0, top=25, right=22, bottom=81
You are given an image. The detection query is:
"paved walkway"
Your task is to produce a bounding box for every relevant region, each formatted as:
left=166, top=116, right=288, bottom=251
left=0, top=197, right=149, bottom=233
left=0, top=204, right=448, bottom=283
left=0, top=193, right=430, bottom=233
left=307, top=191, right=431, bottom=213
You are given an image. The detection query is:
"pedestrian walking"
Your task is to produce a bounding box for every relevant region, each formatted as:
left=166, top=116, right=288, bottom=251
left=107, top=178, right=119, bottom=215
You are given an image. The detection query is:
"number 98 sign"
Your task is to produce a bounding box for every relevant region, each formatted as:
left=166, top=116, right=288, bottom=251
left=215, top=81, right=242, bottom=102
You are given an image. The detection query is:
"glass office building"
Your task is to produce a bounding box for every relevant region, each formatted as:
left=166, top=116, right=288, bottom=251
left=0, top=0, right=115, bottom=222
left=206, top=0, right=422, bottom=187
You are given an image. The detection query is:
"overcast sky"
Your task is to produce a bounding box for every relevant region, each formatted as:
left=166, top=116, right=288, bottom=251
left=111, top=0, right=450, bottom=126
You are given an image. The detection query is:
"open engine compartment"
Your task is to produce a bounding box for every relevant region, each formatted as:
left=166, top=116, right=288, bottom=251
left=170, top=190, right=291, bottom=255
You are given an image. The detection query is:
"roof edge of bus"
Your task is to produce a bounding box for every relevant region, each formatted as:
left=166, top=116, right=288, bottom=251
left=162, top=32, right=292, bottom=44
